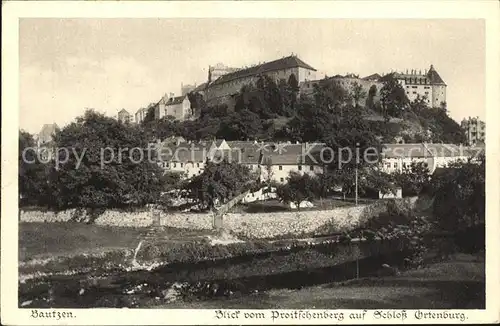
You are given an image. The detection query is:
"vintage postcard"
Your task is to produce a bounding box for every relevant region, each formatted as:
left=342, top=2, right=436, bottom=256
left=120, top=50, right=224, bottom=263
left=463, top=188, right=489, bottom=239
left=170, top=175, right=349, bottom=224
left=2, top=0, right=500, bottom=325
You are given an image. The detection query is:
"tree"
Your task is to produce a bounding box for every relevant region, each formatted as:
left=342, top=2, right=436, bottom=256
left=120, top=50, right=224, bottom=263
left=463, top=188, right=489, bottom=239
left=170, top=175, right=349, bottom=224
left=287, top=73, right=300, bottom=112
left=366, top=169, right=396, bottom=198
left=285, top=101, right=336, bottom=142
left=217, top=109, right=263, bottom=140
left=263, top=156, right=274, bottom=186
left=19, top=131, right=52, bottom=206
left=142, top=106, right=156, bottom=125
left=276, top=172, right=319, bottom=210
left=187, top=92, right=207, bottom=118
left=392, top=161, right=430, bottom=196
left=430, top=156, right=485, bottom=252
left=366, top=85, right=379, bottom=112
left=380, top=75, right=409, bottom=119
left=184, top=159, right=256, bottom=210
left=50, top=110, right=165, bottom=213
left=410, top=98, right=467, bottom=145
left=313, top=79, right=349, bottom=115
left=350, top=82, right=367, bottom=107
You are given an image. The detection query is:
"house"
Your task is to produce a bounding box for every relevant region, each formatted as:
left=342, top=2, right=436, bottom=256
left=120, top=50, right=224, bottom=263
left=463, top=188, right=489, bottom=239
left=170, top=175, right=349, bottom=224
left=157, top=141, right=207, bottom=178
left=117, top=109, right=132, bottom=123
left=259, top=142, right=325, bottom=183
left=380, top=143, right=472, bottom=174
left=135, top=107, right=148, bottom=124
left=154, top=94, right=193, bottom=121
left=423, top=143, right=469, bottom=170
left=380, top=143, right=434, bottom=173
left=461, top=116, right=485, bottom=146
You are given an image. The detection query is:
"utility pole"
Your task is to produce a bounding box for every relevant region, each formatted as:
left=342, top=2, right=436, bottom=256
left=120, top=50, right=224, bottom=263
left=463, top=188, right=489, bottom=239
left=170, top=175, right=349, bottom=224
left=355, top=165, right=359, bottom=206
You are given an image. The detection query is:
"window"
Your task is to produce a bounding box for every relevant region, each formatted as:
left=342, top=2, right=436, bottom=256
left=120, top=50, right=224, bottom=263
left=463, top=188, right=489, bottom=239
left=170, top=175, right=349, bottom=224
left=310, top=166, right=314, bottom=171
left=280, top=177, right=284, bottom=182
left=412, top=91, right=417, bottom=94
left=412, top=86, right=417, bottom=89
left=279, top=166, right=283, bottom=170
left=406, top=91, right=409, bottom=94
left=298, top=165, right=302, bottom=171
left=197, top=163, right=200, bottom=167
left=425, top=92, right=429, bottom=95
left=173, top=163, right=176, bottom=168
left=393, top=162, right=397, bottom=168
left=180, top=163, right=184, bottom=167
left=424, top=86, right=430, bottom=89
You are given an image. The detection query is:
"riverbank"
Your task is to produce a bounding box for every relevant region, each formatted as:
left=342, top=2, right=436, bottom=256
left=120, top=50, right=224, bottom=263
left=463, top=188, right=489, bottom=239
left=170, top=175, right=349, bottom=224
left=155, top=253, right=485, bottom=309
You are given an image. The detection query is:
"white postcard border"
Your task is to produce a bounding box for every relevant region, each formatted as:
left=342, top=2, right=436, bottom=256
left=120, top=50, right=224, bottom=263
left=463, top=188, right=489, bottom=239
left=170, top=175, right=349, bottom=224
left=2, top=1, right=499, bottom=325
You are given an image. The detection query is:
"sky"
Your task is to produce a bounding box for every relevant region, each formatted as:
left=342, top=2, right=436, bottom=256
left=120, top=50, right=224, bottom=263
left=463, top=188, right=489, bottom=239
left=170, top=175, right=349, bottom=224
left=19, top=18, right=485, bottom=134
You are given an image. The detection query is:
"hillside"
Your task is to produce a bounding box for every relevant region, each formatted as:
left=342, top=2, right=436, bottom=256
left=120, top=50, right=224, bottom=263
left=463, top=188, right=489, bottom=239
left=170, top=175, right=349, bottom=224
left=144, top=75, right=466, bottom=144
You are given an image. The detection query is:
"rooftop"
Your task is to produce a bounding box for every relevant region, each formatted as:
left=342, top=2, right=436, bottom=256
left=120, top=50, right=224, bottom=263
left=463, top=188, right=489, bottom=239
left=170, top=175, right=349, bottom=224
left=380, top=65, right=446, bottom=86
left=210, top=55, right=317, bottom=86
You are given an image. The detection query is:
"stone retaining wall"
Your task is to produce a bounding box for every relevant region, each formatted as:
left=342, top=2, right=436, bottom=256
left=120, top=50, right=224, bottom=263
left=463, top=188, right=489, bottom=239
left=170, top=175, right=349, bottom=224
left=20, top=209, right=152, bottom=227
left=19, top=197, right=418, bottom=238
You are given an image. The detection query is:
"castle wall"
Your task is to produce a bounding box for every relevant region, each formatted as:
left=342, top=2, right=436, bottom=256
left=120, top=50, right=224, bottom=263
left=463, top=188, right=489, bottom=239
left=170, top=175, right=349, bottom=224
left=431, top=85, right=446, bottom=107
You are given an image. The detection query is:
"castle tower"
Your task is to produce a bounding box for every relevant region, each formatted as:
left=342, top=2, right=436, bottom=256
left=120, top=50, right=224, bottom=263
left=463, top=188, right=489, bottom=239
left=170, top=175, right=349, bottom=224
left=427, top=64, right=447, bottom=108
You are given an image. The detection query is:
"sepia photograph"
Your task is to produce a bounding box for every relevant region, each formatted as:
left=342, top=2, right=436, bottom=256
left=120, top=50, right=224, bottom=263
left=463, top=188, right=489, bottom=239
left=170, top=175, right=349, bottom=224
left=2, top=1, right=499, bottom=325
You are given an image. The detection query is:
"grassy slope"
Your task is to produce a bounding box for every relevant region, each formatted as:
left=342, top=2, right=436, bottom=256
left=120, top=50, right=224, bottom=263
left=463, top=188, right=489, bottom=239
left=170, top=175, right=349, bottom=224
left=19, top=222, right=214, bottom=261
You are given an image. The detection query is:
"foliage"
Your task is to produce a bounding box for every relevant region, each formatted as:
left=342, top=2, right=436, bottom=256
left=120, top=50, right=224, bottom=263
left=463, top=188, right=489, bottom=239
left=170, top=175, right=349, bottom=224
left=380, top=75, right=409, bottom=119
left=48, top=110, right=165, bottom=211
left=285, top=101, right=336, bottom=142
left=430, top=155, right=485, bottom=231
left=313, top=79, right=350, bottom=114
left=350, top=82, right=367, bottom=107
left=142, top=106, right=156, bottom=125
left=276, top=172, right=320, bottom=209
left=183, top=159, right=256, bottom=210
left=186, top=92, right=207, bottom=118
left=322, top=105, right=383, bottom=170
left=235, top=76, right=285, bottom=119
left=18, top=131, right=52, bottom=206
left=410, top=99, right=466, bottom=144
left=392, top=161, right=430, bottom=196
left=217, top=109, right=263, bottom=140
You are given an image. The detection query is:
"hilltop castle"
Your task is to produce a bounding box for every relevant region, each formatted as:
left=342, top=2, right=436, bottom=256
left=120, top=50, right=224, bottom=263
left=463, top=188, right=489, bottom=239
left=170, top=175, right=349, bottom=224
left=134, top=55, right=447, bottom=123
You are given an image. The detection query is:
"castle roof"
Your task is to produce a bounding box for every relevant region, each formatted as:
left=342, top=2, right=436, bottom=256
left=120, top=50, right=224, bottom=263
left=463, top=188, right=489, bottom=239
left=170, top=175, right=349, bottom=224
left=192, top=82, right=208, bottom=93
left=166, top=96, right=187, bottom=106
left=260, top=143, right=325, bottom=165
left=379, top=65, right=446, bottom=86
left=210, top=55, right=317, bottom=86
left=118, top=109, right=130, bottom=115
left=426, top=65, right=446, bottom=85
